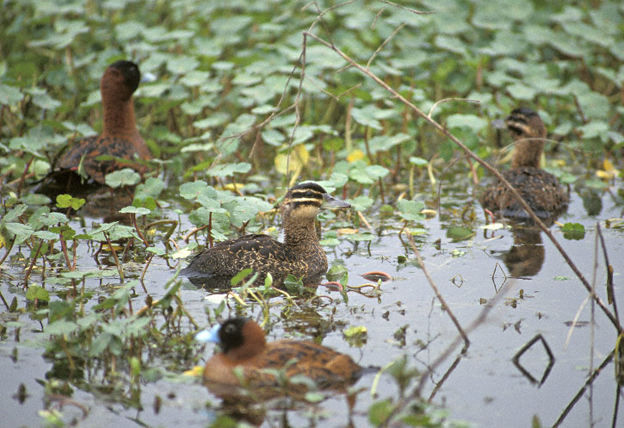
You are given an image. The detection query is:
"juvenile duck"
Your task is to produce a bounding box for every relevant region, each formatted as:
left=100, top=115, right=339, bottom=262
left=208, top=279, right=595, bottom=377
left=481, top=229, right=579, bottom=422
left=182, top=182, right=350, bottom=287
left=197, top=317, right=362, bottom=395
left=55, top=60, right=152, bottom=185
left=480, top=108, right=569, bottom=221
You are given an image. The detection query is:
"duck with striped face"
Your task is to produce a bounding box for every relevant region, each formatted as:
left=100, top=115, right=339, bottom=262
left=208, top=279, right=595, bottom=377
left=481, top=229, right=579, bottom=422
left=182, top=182, right=350, bottom=289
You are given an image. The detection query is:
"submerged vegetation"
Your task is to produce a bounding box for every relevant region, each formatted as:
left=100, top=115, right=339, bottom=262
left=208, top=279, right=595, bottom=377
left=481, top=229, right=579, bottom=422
left=1, top=0, right=623, bottom=427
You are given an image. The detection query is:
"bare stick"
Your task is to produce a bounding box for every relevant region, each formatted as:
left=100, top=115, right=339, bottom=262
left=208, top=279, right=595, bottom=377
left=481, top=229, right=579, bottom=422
left=403, top=230, right=469, bottom=346
left=597, top=223, right=618, bottom=323
left=552, top=350, right=614, bottom=427
left=378, top=0, right=435, bottom=15
left=366, top=23, right=405, bottom=69
left=104, top=231, right=124, bottom=281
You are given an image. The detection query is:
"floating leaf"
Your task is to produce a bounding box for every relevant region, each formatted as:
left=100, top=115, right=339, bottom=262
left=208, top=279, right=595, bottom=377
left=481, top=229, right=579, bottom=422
left=397, top=200, right=425, bottom=222
left=561, top=222, right=585, bottom=240
left=446, top=226, right=474, bottom=241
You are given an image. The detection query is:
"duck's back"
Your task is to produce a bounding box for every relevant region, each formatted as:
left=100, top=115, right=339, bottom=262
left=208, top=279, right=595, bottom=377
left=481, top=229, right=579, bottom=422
left=204, top=339, right=362, bottom=389
left=183, top=234, right=325, bottom=283
left=481, top=167, right=568, bottom=220
left=58, top=133, right=150, bottom=184
left=262, top=340, right=362, bottom=387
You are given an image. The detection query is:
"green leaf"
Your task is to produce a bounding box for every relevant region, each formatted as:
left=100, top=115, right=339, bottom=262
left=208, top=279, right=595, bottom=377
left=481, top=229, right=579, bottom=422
left=4, top=222, right=35, bottom=244
left=349, top=196, right=374, bottom=212
left=349, top=233, right=375, bottom=242
left=179, top=181, right=209, bottom=200
left=446, top=226, right=474, bottom=242
left=25, top=285, right=50, bottom=302
left=56, top=194, right=85, bottom=210
left=206, top=162, right=251, bottom=178
left=231, top=268, right=254, bottom=286
left=119, top=206, right=151, bottom=216
left=351, top=106, right=383, bottom=130
left=166, top=56, right=200, bottom=75
left=0, top=84, right=24, bottom=105
left=561, top=222, right=585, bottom=240
left=397, top=200, right=425, bottom=222
left=45, top=320, right=79, bottom=335
left=409, top=157, right=428, bottom=167
left=104, top=168, right=141, bottom=188
left=135, top=177, right=165, bottom=200
left=368, top=134, right=411, bottom=155
left=446, top=114, right=488, bottom=134
left=2, top=204, right=28, bottom=223
left=369, top=399, right=395, bottom=426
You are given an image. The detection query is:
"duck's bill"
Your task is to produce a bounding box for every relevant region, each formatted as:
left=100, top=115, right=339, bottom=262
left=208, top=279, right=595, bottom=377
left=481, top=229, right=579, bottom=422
left=195, top=323, right=221, bottom=343
left=322, top=193, right=351, bottom=209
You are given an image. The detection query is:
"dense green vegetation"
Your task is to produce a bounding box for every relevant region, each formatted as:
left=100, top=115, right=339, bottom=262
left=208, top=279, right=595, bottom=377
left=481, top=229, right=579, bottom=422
left=0, top=0, right=622, bottom=426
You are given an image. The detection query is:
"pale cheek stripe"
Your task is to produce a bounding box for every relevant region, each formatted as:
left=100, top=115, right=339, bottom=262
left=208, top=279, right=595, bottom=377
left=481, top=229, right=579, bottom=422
left=290, top=197, right=322, bottom=203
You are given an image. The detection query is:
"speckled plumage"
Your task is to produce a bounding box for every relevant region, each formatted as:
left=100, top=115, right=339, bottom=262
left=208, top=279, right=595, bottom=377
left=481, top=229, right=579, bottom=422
left=182, top=182, right=350, bottom=287
left=202, top=318, right=362, bottom=393
left=56, top=60, right=152, bottom=184
left=480, top=108, right=568, bottom=221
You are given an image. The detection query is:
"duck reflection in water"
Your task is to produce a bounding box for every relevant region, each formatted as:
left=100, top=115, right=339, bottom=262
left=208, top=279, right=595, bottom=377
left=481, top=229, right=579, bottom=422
left=502, top=225, right=545, bottom=278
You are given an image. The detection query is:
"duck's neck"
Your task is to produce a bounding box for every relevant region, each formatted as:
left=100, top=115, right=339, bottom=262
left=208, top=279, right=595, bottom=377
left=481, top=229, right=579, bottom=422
left=511, top=139, right=544, bottom=169
left=102, top=95, right=139, bottom=137
left=283, top=217, right=320, bottom=248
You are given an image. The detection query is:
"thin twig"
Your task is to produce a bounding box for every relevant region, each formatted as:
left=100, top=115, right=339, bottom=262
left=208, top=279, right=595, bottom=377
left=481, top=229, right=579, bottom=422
left=597, top=223, right=618, bottom=323
left=428, top=98, right=480, bottom=118
left=366, top=23, right=405, bottom=69
left=378, top=0, right=435, bottom=15
left=552, top=350, right=615, bottom=427
left=403, top=230, right=469, bottom=346
left=104, top=232, right=124, bottom=281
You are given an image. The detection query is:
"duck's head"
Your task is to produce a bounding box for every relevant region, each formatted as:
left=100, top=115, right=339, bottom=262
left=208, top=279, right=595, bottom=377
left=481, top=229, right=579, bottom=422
left=281, top=182, right=350, bottom=221
left=197, top=317, right=267, bottom=361
left=506, top=108, right=547, bottom=141
left=101, top=60, right=141, bottom=101
left=506, top=108, right=547, bottom=169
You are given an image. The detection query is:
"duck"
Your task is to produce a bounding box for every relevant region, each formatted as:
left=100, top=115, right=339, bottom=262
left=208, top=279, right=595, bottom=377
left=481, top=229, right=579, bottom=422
left=197, top=317, right=362, bottom=397
left=182, top=182, right=350, bottom=287
left=53, top=60, right=152, bottom=186
left=480, top=107, right=569, bottom=221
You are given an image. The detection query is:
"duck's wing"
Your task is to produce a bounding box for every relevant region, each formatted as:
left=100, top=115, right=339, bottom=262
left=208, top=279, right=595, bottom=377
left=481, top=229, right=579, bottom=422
left=481, top=167, right=568, bottom=221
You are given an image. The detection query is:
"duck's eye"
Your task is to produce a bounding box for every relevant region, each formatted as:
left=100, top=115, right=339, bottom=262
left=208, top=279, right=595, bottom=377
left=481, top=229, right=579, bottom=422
left=224, top=324, right=237, bottom=335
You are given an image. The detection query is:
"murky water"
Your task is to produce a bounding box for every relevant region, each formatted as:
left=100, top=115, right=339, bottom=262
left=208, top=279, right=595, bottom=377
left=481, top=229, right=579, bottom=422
left=1, top=176, right=622, bottom=427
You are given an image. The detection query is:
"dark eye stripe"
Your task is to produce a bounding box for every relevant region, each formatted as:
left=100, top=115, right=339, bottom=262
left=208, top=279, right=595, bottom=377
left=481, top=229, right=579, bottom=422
left=507, top=115, right=528, bottom=125
left=291, top=189, right=322, bottom=197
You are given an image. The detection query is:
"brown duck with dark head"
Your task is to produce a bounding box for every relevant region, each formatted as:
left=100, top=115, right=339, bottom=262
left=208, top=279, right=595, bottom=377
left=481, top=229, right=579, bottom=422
left=197, top=317, right=362, bottom=399
left=480, top=108, right=569, bottom=222
left=54, top=60, right=152, bottom=186
left=182, top=182, right=350, bottom=288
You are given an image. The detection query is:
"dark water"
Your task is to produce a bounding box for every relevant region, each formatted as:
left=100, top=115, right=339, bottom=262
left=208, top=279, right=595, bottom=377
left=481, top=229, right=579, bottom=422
left=1, top=179, right=622, bottom=427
